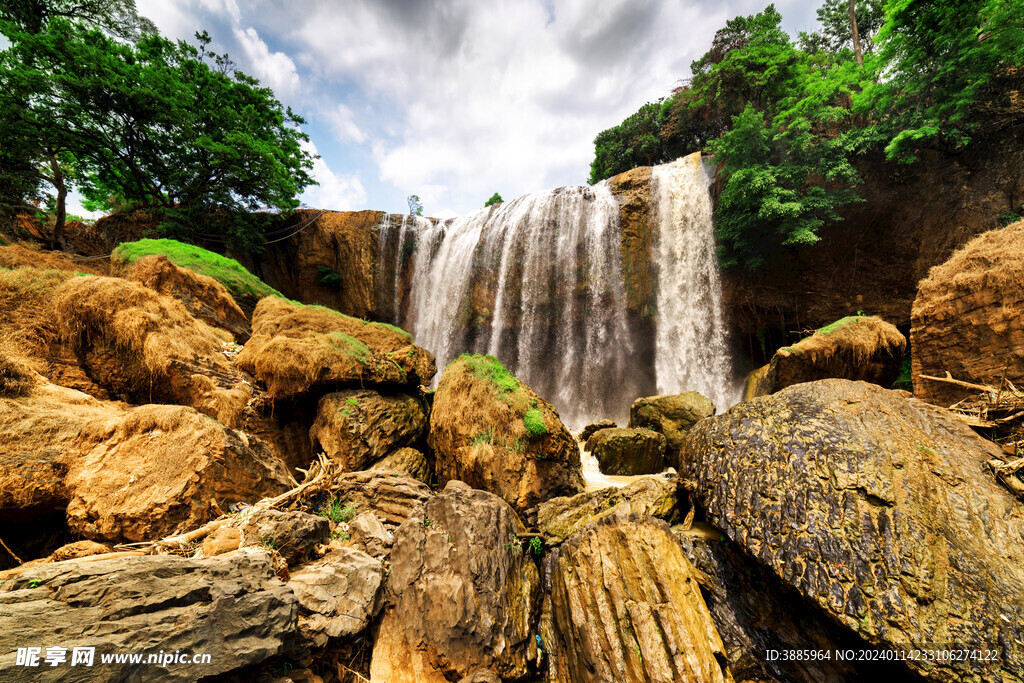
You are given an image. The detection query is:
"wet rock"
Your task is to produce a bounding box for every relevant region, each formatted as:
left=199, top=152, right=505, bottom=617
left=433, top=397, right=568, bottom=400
left=912, top=220, right=1024, bottom=405
left=348, top=512, right=392, bottom=559
left=682, top=379, right=1024, bottom=682
left=318, top=471, right=432, bottom=526
left=370, top=446, right=430, bottom=484
left=369, top=481, right=540, bottom=682
left=288, top=547, right=385, bottom=648
left=0, top=549, right=299, bottom=682
left=310, top=390, right=426, bottom=471
left=536, top=475, right=679, bottom=545
left=235, top=297, right=435, bottom=399
left=629, top=391, right=715, bottom=468
left=234, top=510, right=330, bottom=566
left=578, top=418, right=616, bottom=442
left=584, top=427, right=666, bottom=475
left=429, top=354, right=584, bottom=513
left=540, top=515, right=733, bottom=683
left=63, top=404, right=295, bottom=542
left=113, top=254, right=251, bottom=342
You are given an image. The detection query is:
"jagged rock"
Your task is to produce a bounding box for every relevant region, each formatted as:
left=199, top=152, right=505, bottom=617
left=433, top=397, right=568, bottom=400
left=578, top=418, right=616, bottom=442
left=370, top=446, right=430, bottom=484
left=0, top=382, right=121, bottom=521
left=348, top=512, right=392, bottom=559
left=310, top=390, right=426, bottom=471
left=629, top=392, right=715, bottom=469
left=318, top=471, right=431, bottom=526
left=536, top=475, right=679, bottom=545
left=234, top=510, right=330, bottom=566
left=113, top=254, right=251, bottom=342
left=676, top=530, right=917, bottom=682
left=235, top=297, right=435, bottom=399
left=682, top=379, right=1024, bottom=682
left=584, top=427, right=666, bottom=475
left=288, top=547, right=385, bottom=648
left=429, top=354, right=584, bottom=513
left=51, top=275, right=252, bottom=426
left=749, top=315, right=906, bottom=399
left=540, top=515, right=733, bottom=683
left=912, top=220, right=1024, bottom=405
left=63, top=404, right=295, bottom=542
left=0, top=549, right=299, bottom=682
left=370, top=481, right=540, bottom=682
left=203, top=526, right=242, bottom=557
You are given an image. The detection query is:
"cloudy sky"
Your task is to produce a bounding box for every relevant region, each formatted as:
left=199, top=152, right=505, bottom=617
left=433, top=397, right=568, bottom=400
left=119, top=0, right=822, bottom=218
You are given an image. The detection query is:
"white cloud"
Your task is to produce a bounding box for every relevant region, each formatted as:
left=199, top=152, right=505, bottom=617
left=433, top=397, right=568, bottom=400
left=326, top=104, right=367, bottom=144
left=299, top=141, right=367, bottom=210
left=233, top=26, right=301, bottom=96
left=199, top=0, right=241, bottom=24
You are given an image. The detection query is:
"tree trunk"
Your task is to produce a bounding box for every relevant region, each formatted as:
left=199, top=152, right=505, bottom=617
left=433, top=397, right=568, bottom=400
left=848, top=0, right=863, bottom=66
left=46, top=148, right=66, bottom=249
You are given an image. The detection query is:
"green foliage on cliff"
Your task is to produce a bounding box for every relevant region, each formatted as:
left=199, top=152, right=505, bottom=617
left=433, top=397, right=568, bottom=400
left=589, top=0, right=1024, bottom=270
left=112, top=238, right=282, bottom=300
left=485, top=193, right=503, bottom=207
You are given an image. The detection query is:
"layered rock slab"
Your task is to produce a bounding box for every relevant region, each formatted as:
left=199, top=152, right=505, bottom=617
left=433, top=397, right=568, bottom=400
left=370, top=481, right=540, bottom=682
left=310, top=389, right=426, bottom=471
left=912, top=220, right=1024, bottom=405
left=682, top=379, right=1024, bottom=682
left=540, top=515, right=733, bottom=683
left=0, top=549, right=298, bottom=682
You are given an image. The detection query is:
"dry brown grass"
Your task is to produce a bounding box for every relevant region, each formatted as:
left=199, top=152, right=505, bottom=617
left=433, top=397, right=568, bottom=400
left=236, top=297, right=433, bottom=398
left=778, top=315, right=906, bottom=368
left=0, top=348, right=35, bottom=397
left=0, top=267, right=80, bottom=364
left=918, top=219, right=1024, bottom=301
left=0, top=244, right=106, bottom=275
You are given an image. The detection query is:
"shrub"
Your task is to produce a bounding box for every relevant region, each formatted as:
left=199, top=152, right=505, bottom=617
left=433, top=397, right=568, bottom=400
left=523, top=408, right=547, bottom=437
left=316, top=265, right=343, bottom=289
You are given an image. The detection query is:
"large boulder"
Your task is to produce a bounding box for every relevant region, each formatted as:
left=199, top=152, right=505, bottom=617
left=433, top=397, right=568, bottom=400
left=51, top=275, right=252, bottom=425
left=235, top=297, right=435, bottom=399
left=749, top=315, right=906, bottom=398
left=314, top=471, right=432, bottom=526
left=0, top=381, right=121, bottom=520
left=536, top=475, right=679, bottom=545
left=683, top=379, right=1024, bottom=682
left=370, top=446, right=431, bottom=484
left=0, top=549, right=299, bottom=682
left=540, top=515, right=733, bottom=683
left=113, top=253, right=251, bottom=342
left=288, top=547, right=385, bottom=648
left=63, top=404, right=295, bottom=542
left=912, top=220, right=1024, bottom=405
left=428, top=354, right=584, bottom=513
left=584, top=427, right=666, bottom=475
left=309, top=389, right=427, bottom=471
left=578, top=418, right=616, bottom=442
left=370, top=481, right=540, bottom=682
left=232, top=509, right=330, bottom=566
left=628, top=392, right=715, bottom=469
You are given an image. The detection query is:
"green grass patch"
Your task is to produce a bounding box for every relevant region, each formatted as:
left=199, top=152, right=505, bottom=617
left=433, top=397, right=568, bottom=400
left=346, top=397, right=358, bottom=406
left=523, top=408, right=547, bottom=437
left=472, top=428, right=494, bottom=445
left=319, top=498, right=358, bottom=524
left=816, top=315, right=867, bottom=336
left=113, top=238, right=282, bottom=301
left=325, top=332, right=370, bottom=363
left=459, top=353, right=521, bottom=394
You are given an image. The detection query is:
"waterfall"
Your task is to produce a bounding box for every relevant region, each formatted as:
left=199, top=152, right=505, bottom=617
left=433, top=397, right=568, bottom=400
left=379, top=152, right=737, bottom=428
left=651, top=154, right=737, bottom=411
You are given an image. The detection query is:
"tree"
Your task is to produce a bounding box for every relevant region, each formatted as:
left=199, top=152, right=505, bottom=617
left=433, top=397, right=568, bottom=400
left=0, top=19, right=316, bottom=249
left=588, top=101, right=668, bottom=183
left=484, top=192, right=503, bottom=207
left=799, top=0, right=885, bottom=56
left=407, top=194, right=423, bottom=216
left=1, top=0, right=152, bottom=37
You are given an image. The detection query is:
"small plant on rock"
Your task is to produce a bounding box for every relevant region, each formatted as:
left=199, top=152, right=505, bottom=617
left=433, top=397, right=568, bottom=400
left=523, top=408, right=547, bottom=438
left=320, top=498, right=358, bottom=524
left=528, top=536, right=543, bottom=556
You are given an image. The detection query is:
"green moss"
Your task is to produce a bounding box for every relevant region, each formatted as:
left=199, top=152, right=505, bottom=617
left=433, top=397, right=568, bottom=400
left=816, top=315, right=867, bottom=336
left=113, top=238, right=282, bottom=301
left=325, top=332, right=370, bottom=363
left=472, top=428, right=494, bottom=445
left=375, top=321, right=414, bottom=342
left=523, top=408, right=547, bottom=437
left=346, top=397, right=358, bottom=406
left=459, top=353, right=521, bottom=395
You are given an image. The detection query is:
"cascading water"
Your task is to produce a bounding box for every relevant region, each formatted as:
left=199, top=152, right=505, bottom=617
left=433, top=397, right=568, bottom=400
left=377, top=151, right=737, bottom=429
left=651, top=154, right=737, bottom=411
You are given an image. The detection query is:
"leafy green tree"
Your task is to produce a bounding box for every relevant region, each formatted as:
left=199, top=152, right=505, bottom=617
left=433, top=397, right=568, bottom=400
left=0, top=19, right=315, bottom=249
left=484, top=192, right=503, bottom=207
left=799, top=0, right=885, bottom=56
left=1, top=0, right=152, bottom=37
left=407, top=194, right=423, bottom=216
left=588, top=101, right=668, bottom=183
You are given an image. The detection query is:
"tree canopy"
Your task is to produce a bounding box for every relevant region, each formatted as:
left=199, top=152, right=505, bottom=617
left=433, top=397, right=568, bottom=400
left=484, top=192, right=503, bottom=207
left=0, top=7, right=315, bottom=249
left=588, top=0, right=1024, bottom=270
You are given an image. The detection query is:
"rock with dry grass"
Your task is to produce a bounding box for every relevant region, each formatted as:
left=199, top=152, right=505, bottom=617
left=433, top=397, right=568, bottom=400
left=310, top=389, right=427, bottom=472
left=912, top=220, right=1024, bottom=406
left=0, top=351, right=34, bottom=398
left=113, top=254, right=251, bottom=342
left=63, top=404, right=295, bottom=542
left=428, top=354, right=584, bottom=513
left=235, top=297, right=435, bottom=399
left=309, top=470, right=432, bottom=526
left=749, top=315, right=906, bottom=398
left=231, top=509, right=329, bottom=566
left=51, top=275, right=253, bottom=425
left=370, top=481, right=540, bottom=683
left=0, top=380, right=122, bottom=522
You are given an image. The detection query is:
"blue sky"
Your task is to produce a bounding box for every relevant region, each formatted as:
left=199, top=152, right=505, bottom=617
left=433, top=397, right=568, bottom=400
left=70, top=0, right=822, bottom=218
